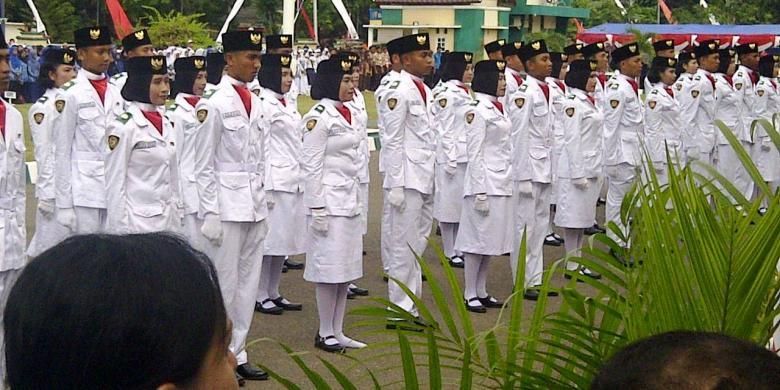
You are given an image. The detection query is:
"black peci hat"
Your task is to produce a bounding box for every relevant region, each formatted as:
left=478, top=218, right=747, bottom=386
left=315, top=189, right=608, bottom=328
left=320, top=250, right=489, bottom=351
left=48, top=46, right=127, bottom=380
left=518, top=40, right=549, bottom=62
left=611, top=42, right=641, bottom=63
left=395, top=33, right=431, bottom=55
left=42, top=48, right=77, bottom=66
left=440, top=51, right=473, bottom=82
left=311, top=58, right=353, bottom=101
left=122, top=29, right=152, bottom=52
left=472, top=60, right=506, bottom=96
left=735, top=42, right=759, bottom=56
left=653, top=39, right=675, bottom=53
left=265, top=34, right=293, bottom=51
left=501, top=41, right=523, bottom=58
left=222, top=30, right=263, bottom=53
left=694, top=40, right=720, bottom=58
left=122, top=56, right=168, bottom=104
left=651, top=56, right=677, bottom=69
left=484, top=39, right=506, bottom=55
left=74, top=26, right=112, bottom=48
left=582, top=42, right=606, bottom=59
left=564, top=43, right=584, bottom=56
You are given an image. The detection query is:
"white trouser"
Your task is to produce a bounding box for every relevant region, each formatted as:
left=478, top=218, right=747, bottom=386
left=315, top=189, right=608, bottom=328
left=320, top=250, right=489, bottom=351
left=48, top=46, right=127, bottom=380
left=72, top=206, right=106, bottom=234
left=182, top=213, right=205, bottom=252
left=717, top=142, right=753, bottom=201
left=380, top=175, right=391, bottom=273
left=0, top=268, right=21, bottom=387
left=202, top=220, right=267, bottom=365
left=384, top=188, right=433, bottom=316
left=510, top=182, right=551, bottom=288
left=439, top=222, right=461, bottom=259
left=605, top=163, right=637, bottom=247
left=27, top=206, right=69, bottom=257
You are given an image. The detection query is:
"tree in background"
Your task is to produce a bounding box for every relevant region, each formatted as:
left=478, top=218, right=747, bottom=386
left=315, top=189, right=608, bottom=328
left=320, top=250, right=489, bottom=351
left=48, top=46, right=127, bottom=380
left=142, top=8, right=213, bottom=47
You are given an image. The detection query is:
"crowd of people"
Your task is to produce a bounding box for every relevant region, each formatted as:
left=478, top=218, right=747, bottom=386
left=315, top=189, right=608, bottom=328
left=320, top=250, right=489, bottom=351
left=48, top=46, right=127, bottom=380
left=0, top=21, right=779, bottom=388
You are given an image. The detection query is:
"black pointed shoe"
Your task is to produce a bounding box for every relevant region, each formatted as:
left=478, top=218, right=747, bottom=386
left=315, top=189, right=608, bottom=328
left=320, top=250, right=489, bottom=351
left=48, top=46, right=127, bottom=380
left=478, top=295, right=504, bottom=308
left=315, top=334, right=345, bottom=353
left=284, top=258, right=304, bottom=270
left=465, top=297, right=487, bottom=313
left=544, top=233, right=563, bottom=246
left=271, top=296, right=302, bottom=311
left=255, top=299, right=283, bottom=315
left=449, top=256, right=465, bottom=268
left=236, top=363, right=269, bottom=381
left=349, top=285, right=369, bottom=296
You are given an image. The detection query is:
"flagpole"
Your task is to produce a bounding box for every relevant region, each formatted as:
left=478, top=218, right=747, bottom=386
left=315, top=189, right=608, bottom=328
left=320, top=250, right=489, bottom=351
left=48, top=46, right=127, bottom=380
left=313, top=0, right=318, bottom=45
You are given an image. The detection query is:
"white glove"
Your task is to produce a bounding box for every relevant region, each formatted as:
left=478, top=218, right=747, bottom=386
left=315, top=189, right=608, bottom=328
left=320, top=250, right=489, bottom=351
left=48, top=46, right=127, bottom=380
left=200, top=213, right=223, bottom=246
left=56, top=207, right=77, bottom=231
left=444, top=163, right=457, bottom=177
left=266, top=191, right=275, bottom=209
left=474, top=194, right=489, bottom=215
left=516, top=181, right=533, bottom=197
left=573, top=177, right=589, bottom=190
left=38, top=198, right=55, bottom=217
left=388, top=187, right=406, bottom=211
left=310, top=208, right=329, bottom=234
left=686, top=148, right=700, bottom=161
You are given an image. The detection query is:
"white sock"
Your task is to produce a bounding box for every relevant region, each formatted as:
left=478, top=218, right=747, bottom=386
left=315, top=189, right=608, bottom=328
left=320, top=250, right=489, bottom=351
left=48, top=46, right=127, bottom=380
left=439, top=222, right=458, bottom=258
left=563, top=228, right=584, bottom=271
left=315, top=283, right=339, bottom=344
left=268, top=256, right=285, bottom=300
left=334, top=283, right=365, bottom=347
left=257, top=255, right=272, bottom=303
left=476, top=255, right=490, bottom=298
left=463, top=253, right=481, bottom=303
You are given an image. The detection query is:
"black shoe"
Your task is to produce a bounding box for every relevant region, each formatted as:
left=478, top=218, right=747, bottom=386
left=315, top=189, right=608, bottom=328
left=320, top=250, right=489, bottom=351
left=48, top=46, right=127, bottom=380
left=271, top=296, right=302, bottom=311
left=383, top=274, right=389, bottom=282
left=564, top=272, right=584, bottom=283
left=478, top=295, right=504, bottom=308
left=347, top=289, right=356, bottom=299
left=581, top=268, right=602, bottom=279
left=422, top=273, right=427, bottom=282
left=544, top=234, right=563, bottom=247
left=597, top=197, right=606, bottom=206
left=315, top=334, right=345, bottom=353
left=284, top=259, right=304, bottom=270
left=282, top=264, right=289, bottom=273
left=552, top=232, right=564, bottom=243
left=236, top=363, right=269, bottom=381
left=449, top=256, right=465, bottom=268
left=255, top=299, right=283, bottom=315
left=362, top=250, right=367, bottom=256
left=385, top=317, right=432, bottom=332
left=465, top=297, right=487, bottom=313
left=584, top=223, right=606, bottom=236
left=523, top=286, right=558, bottom=301
left=235, top=372, right=246, bottom=387
left=349, top=285, right=369, bottom=296
left=610, top=248, right=635, bottom=267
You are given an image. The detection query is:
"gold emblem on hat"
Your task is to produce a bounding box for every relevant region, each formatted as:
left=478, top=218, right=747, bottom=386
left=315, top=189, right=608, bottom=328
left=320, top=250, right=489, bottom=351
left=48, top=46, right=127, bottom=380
left=531, top=41, right=541, bottom=50
left=577, top=43, right=583, bottom=49
left=341, top=60, right=351, bottom=72
left=596, top=42, right=604, bottom=49
left=666, top=40, right=673, bottom=46
left=514, top=42, right=522, bottom=49
left=280, top=35, right=290, bottom=45
left=496, top=61, right=506, bottom=71
left=250, top=33, right=262, bottom=45
left=498, top=39, right=505, bottom=46
left=708, top=42, right=716, bottom=50
left=691, top=53, right=696, bottom=58
left=774, top=55, right=780, bottom=62
left=668, top=58, right=676, bottom=66
left=349, top=55, right=358, bottom=62
left=417, top=35, right=427, bottom=45
left=729, top=49, right=736, bottom=56
left=464, top=53, right=472, bottom=62
left=151, top=58, right=164, bottom=71
left=562, top=54, right=568, bottom=62
left=629, top=44, right=637, bottom=53
left=63, top=53, right=73, bottom=63
left=194, top=59, right=205, bottom=69
left=89, top=28, right=101, bottom=40
left=281, top=56, right=291, bottom=66
left=749, top=43, right=756, bottom=49
left=134, top=30, right=145, bottom=40
left=589, top=61, right=597, bottom=71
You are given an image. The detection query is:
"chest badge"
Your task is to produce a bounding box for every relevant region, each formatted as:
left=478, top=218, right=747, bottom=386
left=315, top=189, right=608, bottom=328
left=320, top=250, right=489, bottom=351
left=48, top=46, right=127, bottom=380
left=108, top=135, right=120, bottom=151
left=465, top=112, right=474, bottom=124
left=691, top=90, right=700, bottom=98
left=33, top=113, right=44, bottom=124
left=197, top=109, right=208, bottom=123
left=514, top=98, right=525, bottom=108
left=55, top=99, right=65, bottom=113
left=610, top=100, right=620, bottom=109
left=565, top=107, right=575, bottom=117
left=306, top=119, right=317, bottom=131
left=648, top=101, right=657, bottom=110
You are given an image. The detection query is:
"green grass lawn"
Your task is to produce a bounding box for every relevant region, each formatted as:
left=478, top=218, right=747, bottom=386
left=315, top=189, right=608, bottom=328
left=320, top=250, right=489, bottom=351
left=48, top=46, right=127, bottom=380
left=17, top=90, right=378, bottom=163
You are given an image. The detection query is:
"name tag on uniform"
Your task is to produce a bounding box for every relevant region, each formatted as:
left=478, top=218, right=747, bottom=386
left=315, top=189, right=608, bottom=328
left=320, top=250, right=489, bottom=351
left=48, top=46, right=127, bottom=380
left=184, top=122, right=197, bottom=130
left=328, top=126, right=347, bottom=136
left=133, top=141, right=158, bottom=150
left=78, top=102, right=97, bottom=109
left=222, top=110, right=242, bottom=119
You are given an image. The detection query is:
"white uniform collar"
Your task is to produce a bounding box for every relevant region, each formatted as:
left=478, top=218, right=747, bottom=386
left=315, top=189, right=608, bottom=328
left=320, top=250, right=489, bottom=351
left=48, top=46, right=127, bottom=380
left=81, top=69, right=106, bottom=81
left=570, top=88, right=589, bottom=100
left=474, top=92, right=497, bottom=104
left=222, top=74, right=247, bottom=87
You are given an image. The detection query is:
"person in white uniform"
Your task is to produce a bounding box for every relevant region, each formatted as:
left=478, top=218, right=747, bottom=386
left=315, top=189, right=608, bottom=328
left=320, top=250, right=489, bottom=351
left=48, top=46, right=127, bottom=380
left=381, top=33, right=435, bottom=319
left=483, top=39, right=505, bottom=61
left=456, top=59, right=513, bottom=313
left=105, top=56, right=183, bottom=233
left=169, top=56, right=208, bottom=248
left=501, top=41, right=525, bottom=108
left=254, top=54, right=305, bottom=315
left=430, top=51, right=474, bottom=268
left=110, top=29, right=155, bottom=95
left=732, top=43, right=762, bottom=200
left=582, top=42, right=610, bottom=236
left=545, top=51, right=568, bottom=247
left=679, top=40, right=720, bottom=171
left=505, top=39, right=558, bottom=300
left=603, top=42, right=645, bottom=250
left=674, top=51, right=698, bottom=94
left=26, top=48, right=76, bottom=257
left=753, top=54, right=780, bottom=194
left=301, top=58, right=367, bottom=352
left=55, top=26, right=124, bottom=235
left=0, top=32, right=27, bottom=385
left=644, top=57, right=683, bottom=187
left=644, top=39, right=676, bottom=93
left=193, top=30, right=269, bottom=382
left=205, top=51, right=225, bottom=91
left=556, top=60, right=604, bottom=277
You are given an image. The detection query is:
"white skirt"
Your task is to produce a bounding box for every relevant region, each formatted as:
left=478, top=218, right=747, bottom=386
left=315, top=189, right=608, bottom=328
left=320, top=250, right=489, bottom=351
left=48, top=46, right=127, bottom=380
left=455, top=195, right=514, bottom=256
left=264, top=191, right=307, bottom=256
left=753, top=140, right=780, bottom=182
left=360, top=183, right=369, bottom=234
left=303, top=215, right=363, bottom=283
left=433, top=163, right=466, bottom=223
left=27, top=209, right=69, bottom=257
left=554, top=177, right=602, bottom=229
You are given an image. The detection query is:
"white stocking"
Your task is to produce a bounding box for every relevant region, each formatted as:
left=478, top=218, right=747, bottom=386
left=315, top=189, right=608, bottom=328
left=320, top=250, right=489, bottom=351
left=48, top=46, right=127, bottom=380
left=563, top=228, right=584, bottom=271
left=257, top=255, right=272, bottom=304
left=476, top=255, right=491, bottom=298
left=439, top=222, right=460, bottom=258
left=315, top=283, right=339, bottom=344
left=463, top=253, right=482, bottom=301
left=268, top=256, right=285, bottom=299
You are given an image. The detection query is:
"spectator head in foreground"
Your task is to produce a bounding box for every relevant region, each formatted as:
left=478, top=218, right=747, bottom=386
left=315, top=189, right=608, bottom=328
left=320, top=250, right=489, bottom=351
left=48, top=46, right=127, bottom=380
left=4, top=233, right=238, bottom=389
left=591, top=331, right=780, bottom=390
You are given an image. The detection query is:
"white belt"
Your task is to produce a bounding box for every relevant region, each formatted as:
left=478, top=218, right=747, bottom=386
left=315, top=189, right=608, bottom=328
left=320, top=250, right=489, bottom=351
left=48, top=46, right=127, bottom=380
left=215, top=162, right=261, bottom=172
left=74, top=152, right=103, bottom=160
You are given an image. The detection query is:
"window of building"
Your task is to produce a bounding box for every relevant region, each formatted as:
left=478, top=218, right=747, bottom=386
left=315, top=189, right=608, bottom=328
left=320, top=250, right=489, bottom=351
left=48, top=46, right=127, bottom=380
left=437, top=37, right=446, bottom=49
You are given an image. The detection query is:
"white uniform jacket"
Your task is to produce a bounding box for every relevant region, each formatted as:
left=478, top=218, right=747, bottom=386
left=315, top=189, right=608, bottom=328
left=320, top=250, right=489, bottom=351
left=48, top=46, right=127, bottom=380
left=754, top=77, right=780, bottom=142
left=430, top=80, right=472, bottom=167
left=169, top=94, right=202, bottom=215
left=374, top=70, right=400, bottom=173
left=713, top=73, right=747, bottom=144
left=259, top=88, right=303, bottom=193
left=674, top=73, right=695, bottom=96
left=463, top=94, right=512, bottom=196
left=300, top=99, right=362, bottom=217
left=679, top=69, right=717, bottom=155
left=109, top=71, right=128, bottom=91
left=105, top=103, right=182, bottom=232
left=55, top=70, right=123, bottom=210
left=558, top=89, right=604, bottom=179
left=29, top=89, right=59, bottom=202
left=346, top=88, right=370, bottom=184
left=732, top=65, right=759, bottom=139
left=381, top=70, right=436, bottom=194
left=0, top=99, right=27, bottom=271
left=506, top=76, right=554, bottom=183
left=546, top=77, right=568, bottom=158
left=501, top=67, right=525, bottom=107
left=644, top=83, right=682, bottom=163
left=603, top=73, right=645, bottom=167
left=194, top=75, right=268, bottom=222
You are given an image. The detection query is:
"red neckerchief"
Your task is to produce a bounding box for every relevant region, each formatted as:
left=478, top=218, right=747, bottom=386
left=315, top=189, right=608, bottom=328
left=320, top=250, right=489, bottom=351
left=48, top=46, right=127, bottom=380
left=587, top=95, right=596, bottom=106
left=232, top=84, right=252, bottom=116
left=142, top=110, right=163, bottom=135
left=184, top=96, right=200, bottom=108
left=749, top=70, right=759, bottom=85
left=412, top=79, right=427, bottom=104
left=554, top=80, right=566, bottom=94
left=0, top=100, right=5, bottom=138
left=278, top=97, right=287, bottom=107
left=772, top=80, right=778, bottom=90
left=597, top=73, right=608, bottom=88
left=457, top=85, right=470, bottom=94
left=513, top=73, right=523, bottom=86
left=492, top=100, right=504, bottom=114
left=705, top=74, right=716, bottom=90
left=724, top=75, right=734, bottom=88
left=89, top=78, right=108, bottom=104
left=538, top=81, right=550, bottom=103
left=627, top=79, right=639, bottom=96
left=665, top=86, right=674, bottom=97
left=335, top=104, right=352, bottom=124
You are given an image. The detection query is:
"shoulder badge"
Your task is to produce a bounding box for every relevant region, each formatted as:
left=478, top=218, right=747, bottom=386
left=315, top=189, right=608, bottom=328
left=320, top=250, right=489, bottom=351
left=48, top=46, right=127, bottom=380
left=118, top=112, right=132, bottom=124
left=111, top=74, right=122, bottom=80
left=306, top=119, right=318, bottom=131
left=694, top=75, right=701, bottom=81
left=315, top=104, right=325, bottom=113
left=389, top=80, right=400, bottom=89
left=197, top=109, right=208, bottom=123
left=519, top=84, right=528, bottom=92
left=108, top=135, right=120, bottom=151
left=380, top=79, right=390, bottom=87
left=610, top=84, right=619, bottom=90
left=650, top=90, right=658, bottom=95
left=610, top=100, right=620, bottom=109
left=691, top=90, right=700, bottom=98
left=387, top=98, right=398, bottom=110
left=648, top=101, right=657, bottom=110
left=566, top=94, right=575, bottom=100
left=758, top=90, right=765, bottom=97
left=55, top=99, right=66, bottom=113
left=514, top=98, right=525, bottom=108
left=61, top=80, right=75, bottom=90
left=203, top=89, right=216, bottom=99
left=465, top=112, right=475, bottom=124
left=37, top=96, right=49, bottom=104
left=33, top=112, right=45, bottom=124
left=676, top=83, right=683, bottom=91
left=565, top=107, right=575, bottom=117
left=438, top=98, right=447, bottom=108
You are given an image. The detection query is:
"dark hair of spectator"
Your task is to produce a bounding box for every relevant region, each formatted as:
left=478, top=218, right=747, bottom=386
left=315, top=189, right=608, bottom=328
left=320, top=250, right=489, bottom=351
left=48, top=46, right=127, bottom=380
left=4, top=233, right=228, bottom=389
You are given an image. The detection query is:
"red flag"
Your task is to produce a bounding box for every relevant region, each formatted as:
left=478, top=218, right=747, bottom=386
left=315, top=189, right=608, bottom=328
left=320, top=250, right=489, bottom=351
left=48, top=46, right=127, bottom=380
left=104, top=0, right=134, bottom=39
left=658, top=0, right=675, bottom=24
